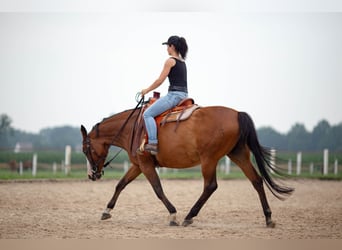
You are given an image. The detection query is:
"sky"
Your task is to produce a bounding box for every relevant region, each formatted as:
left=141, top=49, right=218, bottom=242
left=0, top=0, right=342, bottom=134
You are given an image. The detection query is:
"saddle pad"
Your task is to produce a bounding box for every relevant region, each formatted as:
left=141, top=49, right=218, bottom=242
left=159, top=104, right=200, bottom=126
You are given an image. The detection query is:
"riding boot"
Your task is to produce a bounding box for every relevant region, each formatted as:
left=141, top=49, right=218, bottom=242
left=144, top=143, right=158, bottom=155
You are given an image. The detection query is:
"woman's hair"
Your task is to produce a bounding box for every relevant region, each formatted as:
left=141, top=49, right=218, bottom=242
left=176, top=37, right=188, bottom=60
left=164, top=36, right=188, bottom=59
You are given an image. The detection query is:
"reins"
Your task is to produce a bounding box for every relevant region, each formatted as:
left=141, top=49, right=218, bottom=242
left=102, top=94, right=145, bottom=169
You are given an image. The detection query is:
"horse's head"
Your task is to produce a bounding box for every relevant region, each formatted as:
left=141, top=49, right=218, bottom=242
left=81, top=125, right=108, bottom=181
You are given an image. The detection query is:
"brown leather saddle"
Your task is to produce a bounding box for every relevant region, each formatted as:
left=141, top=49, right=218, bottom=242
left=131, top=95, right=200, bottom=155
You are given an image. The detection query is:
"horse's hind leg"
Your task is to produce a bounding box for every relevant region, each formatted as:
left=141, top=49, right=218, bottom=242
left=228, top=150, right=275, bottom=228
left=102, top=164, right=142, bottom=220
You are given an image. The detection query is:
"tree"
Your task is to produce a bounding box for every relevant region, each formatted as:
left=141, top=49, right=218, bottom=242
left=286, top=123, right=310, bottom=151
left=0, top=114, right=13, bottom=134
left=0, top=114, right=14, bottom=148
left=257, top=126, right=287, bottom=150
left=39, top=126, right=82, bottom=149
left=311, top=120, right=331, bottom=150
left=330, top=123, right=342, bottom=151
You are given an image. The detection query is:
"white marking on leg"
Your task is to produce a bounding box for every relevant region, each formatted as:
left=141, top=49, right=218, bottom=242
left=104, top=208, right=112, bottom=214
left=169, top=213, right=179, bottom=224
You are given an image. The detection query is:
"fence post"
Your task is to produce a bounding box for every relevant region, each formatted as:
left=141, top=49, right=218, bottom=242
left=334, top=159, right=338, bottom=175
left=65, top=145, right=72, bottom=175
left=323, top=149, right=329, bottom=175
left=32, top=153, right=37, bottom=177
left=52, top=162, right=57, bottom=175
left=310, top=162, right=314, bottom=175
left=288, top=159, right=292, bottom=175
left=296, top=152, right=302, bottom=175
left=225, top=157, right=231, bottom=174
left=19, top=161, right=23, bottom=175
left=123, top=160, right=129, bottom=173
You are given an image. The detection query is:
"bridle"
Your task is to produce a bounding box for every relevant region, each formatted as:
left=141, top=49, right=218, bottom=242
left=84, top=95, right=145, bottom=178
left=83, top=137, right=107, bottom=177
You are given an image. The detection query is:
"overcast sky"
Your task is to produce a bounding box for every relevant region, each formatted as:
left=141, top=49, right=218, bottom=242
left=1, top=1, right=342, bottom=134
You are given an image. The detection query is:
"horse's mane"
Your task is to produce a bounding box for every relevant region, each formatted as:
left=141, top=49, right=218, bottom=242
left=90, top=107, right=142, bottom=135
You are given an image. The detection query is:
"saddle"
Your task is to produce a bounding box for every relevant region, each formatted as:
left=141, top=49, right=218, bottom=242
left=154, top=98, right=200, bottom=126
left=131, top=94, right=200, bottom=155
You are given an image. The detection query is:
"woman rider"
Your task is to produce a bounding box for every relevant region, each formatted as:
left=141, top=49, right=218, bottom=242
left=140, top=35, right=188, bottom=155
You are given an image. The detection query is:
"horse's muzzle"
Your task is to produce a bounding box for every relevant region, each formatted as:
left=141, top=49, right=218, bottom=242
left=88, top=172, right=102, bottom=181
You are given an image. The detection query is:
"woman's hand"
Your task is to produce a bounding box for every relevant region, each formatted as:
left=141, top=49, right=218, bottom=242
left=141, top=88, right=149, bottom=97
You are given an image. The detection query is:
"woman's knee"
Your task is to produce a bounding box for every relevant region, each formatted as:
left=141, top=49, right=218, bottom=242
left=143, top=107, right=155, bottom=118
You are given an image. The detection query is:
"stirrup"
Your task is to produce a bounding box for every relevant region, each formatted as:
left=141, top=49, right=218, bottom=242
left=144, top=144, right=158, bottom=155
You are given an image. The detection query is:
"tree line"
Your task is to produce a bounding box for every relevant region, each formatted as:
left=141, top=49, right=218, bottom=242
left=258, top=120, right=342, bottom=151
left=0, top=114, right=82, bottom=150
left=1, top=113, right=341, bottom=151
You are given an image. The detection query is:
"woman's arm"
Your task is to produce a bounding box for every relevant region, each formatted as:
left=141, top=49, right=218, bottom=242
left=141, top=58, right=175, bottom=96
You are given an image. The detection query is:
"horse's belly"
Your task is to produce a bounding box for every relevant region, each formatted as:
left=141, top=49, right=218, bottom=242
left=156, top=151, right=200, bottom=169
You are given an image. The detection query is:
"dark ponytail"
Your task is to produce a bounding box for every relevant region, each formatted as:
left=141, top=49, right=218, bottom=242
left=176, top=37, right=188, bottom=60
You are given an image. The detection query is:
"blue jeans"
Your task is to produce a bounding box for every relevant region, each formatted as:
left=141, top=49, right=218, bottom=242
left=143, top=91, right=188, bottom=144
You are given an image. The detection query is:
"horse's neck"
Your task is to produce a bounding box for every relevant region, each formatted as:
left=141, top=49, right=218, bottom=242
left=91, top=110, right=136, bottom=150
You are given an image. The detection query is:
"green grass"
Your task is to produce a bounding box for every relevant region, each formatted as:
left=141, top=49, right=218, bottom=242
left=1, top=167, right=341, bottom=181
left=288, top=172, right=342, bottom=180
left=0, top=168, right=242, bottom=181
left=0, top=169, right=86, bottom=180
left=0, top=150, right=128, bottom=165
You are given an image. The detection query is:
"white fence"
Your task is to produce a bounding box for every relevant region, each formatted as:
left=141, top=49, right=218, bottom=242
left=285, top=149, right=338, bottom=175
left=14, top=146, right=340, bottom=177
left=17, top=145, right=73, bottom=176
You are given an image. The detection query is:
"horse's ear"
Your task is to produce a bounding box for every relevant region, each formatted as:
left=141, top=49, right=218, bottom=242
left=80, top=125, right=87, bottom=139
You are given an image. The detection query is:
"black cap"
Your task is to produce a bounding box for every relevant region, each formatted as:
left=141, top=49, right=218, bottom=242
left=162, top=35, right=180, bottom=46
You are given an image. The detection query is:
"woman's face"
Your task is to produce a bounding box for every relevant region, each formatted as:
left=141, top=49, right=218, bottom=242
left=166, top=44, right=171, bottom=55
left=167, top=44, right=175, bottom=56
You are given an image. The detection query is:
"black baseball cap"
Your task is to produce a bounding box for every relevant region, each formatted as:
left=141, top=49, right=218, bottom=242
left=162, top=36, right=180, bottom=46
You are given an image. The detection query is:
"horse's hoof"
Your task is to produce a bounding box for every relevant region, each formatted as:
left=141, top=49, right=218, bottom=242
left=182, top=219, right=193, bottom=227
left=168, top=213, right=179, bottom=226
left=169, top=221, right=180, bottom=226
left=101, top=213, right=112, bottom=220
left=266, top=220, right=276, bottom=228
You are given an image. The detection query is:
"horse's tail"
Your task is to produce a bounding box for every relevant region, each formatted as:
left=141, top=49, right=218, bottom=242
left=236, top=112, right=294, bottom=200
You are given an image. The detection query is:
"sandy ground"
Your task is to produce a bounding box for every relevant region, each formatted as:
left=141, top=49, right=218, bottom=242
left=0, top=178, right=341, bottom=239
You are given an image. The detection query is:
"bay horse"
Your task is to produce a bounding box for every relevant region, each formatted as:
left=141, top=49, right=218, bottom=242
left=81, top=103, right=293, bottom=227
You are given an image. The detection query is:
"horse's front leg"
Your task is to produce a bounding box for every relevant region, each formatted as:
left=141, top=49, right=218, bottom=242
left=140, top=163, right=179, bottom=226
left=101, top=164, right=141, bottom=220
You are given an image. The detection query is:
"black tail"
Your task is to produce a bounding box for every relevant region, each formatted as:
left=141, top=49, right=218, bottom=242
left=237, top=112, right=294, bottom=200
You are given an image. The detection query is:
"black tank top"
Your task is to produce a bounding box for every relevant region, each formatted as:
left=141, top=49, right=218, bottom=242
left=168, top=58, right=187, bottom=88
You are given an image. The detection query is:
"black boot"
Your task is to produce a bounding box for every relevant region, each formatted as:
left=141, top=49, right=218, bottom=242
left=144, top=144, right=158, bottom=155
